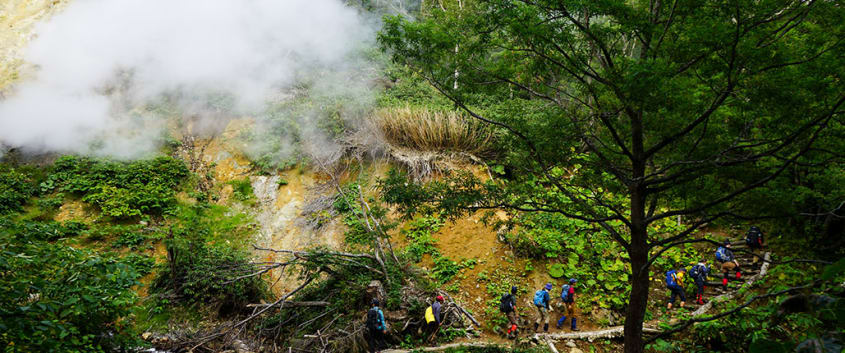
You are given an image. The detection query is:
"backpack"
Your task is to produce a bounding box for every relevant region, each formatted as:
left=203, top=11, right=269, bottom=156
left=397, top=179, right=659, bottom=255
left=715, top=247, right=727, bottom=262
left=366, top=308, right=380, bottom=331
left=689, top=265, right=701, bottom=279
left=560, top=284, right=571, bottom=301
left=665, top=270, right=677, bottom=286
left=499, top=293, right=514, bottom=313
left=425, top=305, right=435, bottom=323
left=533, top=290, right=545, bottom=306
left=690, top=264, right=708, bottom=280
left=745, top=227, right=762, bottom=246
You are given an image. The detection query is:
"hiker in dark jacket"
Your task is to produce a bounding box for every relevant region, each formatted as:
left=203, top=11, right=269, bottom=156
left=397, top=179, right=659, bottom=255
left=666, top=268, right=687, bottom=309
left=716, top=241, right=741, bottom=290
left=366, top=299, right=387, bottom=353
left=556, top=278, right=578, bottom=331
left=690, top=260, right=710, bottom=305
left=500, top=286, right=519, bottom=336
left=533, top=283, right=552, bottom=332
left=745, top=226, right=765, bottom=264
left=425, top=295, right=444, bottom=342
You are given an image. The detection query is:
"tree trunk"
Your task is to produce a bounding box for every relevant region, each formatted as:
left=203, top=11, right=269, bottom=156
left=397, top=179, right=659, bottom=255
left=623, top=237, right=649, bottom=353
left=625, top=111, right=648, bottom=353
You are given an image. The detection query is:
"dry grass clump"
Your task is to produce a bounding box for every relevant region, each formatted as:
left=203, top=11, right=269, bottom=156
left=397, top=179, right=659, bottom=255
left=372, top=106, right=493, bottom=155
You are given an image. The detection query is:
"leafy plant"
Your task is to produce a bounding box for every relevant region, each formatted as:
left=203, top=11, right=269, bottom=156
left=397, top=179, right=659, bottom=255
left=0, top=231, right=142, bottom=352
left=227, top=178, right=255, bottom=202
left=47, top=156, right=189, bottom=219
left=0, top=167, right=36, bottom=214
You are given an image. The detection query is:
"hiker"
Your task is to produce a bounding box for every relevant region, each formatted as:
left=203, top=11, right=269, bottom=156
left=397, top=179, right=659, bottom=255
left=665, top=268, right=687, bottom=309
left=499, top=286, right=519, bottom=337
left=366, top=299, right=387, bottom=353
left=533, top=283, right=552, bottom=332
left=556, top=278, right=578, bottom=331
left=689, top=260, right=710, bottom=305
left=745, top=226, right=765, bottom=264
left=424, top=295, right=444, bottom=343
left=716, top=240, right=741, bottom=290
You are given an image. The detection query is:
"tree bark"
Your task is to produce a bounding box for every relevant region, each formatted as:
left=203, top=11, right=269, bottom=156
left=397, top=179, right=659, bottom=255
left=623, top=228, right=650, bottom=353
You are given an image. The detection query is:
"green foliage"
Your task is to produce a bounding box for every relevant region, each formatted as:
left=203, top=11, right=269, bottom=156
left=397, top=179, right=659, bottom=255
left=0, top=218, right=89, bottom=241
left=0, top=231, right=142, bottom=352
left=46, top=156, right=188, bottom=219
left=153, top=235, right=265, bottom=312
left=111, top=226, right=155, bottom=250
left=227, top=178, right=255, bottom=202
left=34, top=193, right=64, bottom=215
left=0, top=167, right=36, bottom=214
left=380, top=1, right=845, bottom=348
left=402, top=215, right=444, bottom=262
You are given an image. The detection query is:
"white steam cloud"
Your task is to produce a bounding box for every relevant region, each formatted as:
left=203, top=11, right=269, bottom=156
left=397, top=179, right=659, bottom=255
left=0, top=0, right=376, bottom=158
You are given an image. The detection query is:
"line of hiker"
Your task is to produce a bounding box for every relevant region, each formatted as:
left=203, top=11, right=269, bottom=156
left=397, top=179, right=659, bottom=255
left=495, top=278, right=580, bottom=337
left=664, top=226, right=766, bottom=309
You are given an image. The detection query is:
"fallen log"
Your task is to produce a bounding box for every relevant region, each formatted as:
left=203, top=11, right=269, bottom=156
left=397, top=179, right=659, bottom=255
left=246, top=301, right=329, bottom=309
left=438, top=290, right=480, bottom=328
left=536, top=325, right=661, bottom=341
left=382, top=341, right=506, bottom=353
left=691, top=252, right=771, bottom=317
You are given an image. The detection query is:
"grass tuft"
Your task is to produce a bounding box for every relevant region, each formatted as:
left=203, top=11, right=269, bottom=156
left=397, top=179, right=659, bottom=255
left=372, top=106, right=493, bottom=155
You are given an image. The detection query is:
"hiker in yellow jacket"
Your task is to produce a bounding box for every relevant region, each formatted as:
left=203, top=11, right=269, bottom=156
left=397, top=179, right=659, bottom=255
left=425, top=295, right=444, bottom=343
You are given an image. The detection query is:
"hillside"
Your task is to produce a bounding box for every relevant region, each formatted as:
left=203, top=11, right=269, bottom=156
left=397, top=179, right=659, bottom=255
left=1, top=1, right=843, bottom=353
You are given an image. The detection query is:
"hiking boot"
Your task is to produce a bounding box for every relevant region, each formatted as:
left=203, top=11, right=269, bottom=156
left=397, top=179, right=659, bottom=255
left=543, top=323, right=549, bottom=332
left=533, top=323, right=539, bottom=332
left=571, top=327, right=579, bottom=331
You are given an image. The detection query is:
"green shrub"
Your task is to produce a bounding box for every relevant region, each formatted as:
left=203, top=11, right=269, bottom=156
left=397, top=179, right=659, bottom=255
left=35, top=193, right=64, bottom=214
left=402, top=215, right=443, bottom=262
left=47, top=156, right=189, bottom=219
left=153, top=236, right=265, bottom=314
left=111, top=226, right=152, bottom=250
left=227, top=179, right=255, bottom=202
left=0, top=232, right=142, bottom=352
left=0, top=167, right=36, bottom=214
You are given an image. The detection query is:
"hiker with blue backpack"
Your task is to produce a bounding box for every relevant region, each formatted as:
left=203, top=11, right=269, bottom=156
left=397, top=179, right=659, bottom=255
left=556, top=278, right=579, bottom=331
left=366, top=299, right=387, bottom=353
left=716, top=240, right=741, bottom=290
left=533, top=283, right=552, bottom=333
left=689, top=259, right=710, bottom=305
left=665, top=267, right=687, bottom=309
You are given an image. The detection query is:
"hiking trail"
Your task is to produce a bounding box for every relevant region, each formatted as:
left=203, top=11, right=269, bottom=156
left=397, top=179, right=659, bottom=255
left=382, top=247, right=772, bottom=353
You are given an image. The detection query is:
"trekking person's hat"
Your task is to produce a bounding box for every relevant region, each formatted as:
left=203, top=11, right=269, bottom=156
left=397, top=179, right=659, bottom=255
left=724, top=240, right=732, bottom=246
left=371, top=298, right=379, bottom=306
left=436, top=295, right=444, bottom=302
left=569, top=278, right=577, bottom=284
left=544, top=283, right=553, bottom=290
left=511, top=286, right=518, bottom=294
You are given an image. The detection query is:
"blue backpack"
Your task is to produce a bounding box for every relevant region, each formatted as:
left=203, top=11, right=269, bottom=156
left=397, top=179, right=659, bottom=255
left=560, top=284, right=571, bottom=301
left=665, top=270, right=677, bottom=286
left=715, top=247, right=727, bottom=262
left=533, top=290, right=545, bottom=306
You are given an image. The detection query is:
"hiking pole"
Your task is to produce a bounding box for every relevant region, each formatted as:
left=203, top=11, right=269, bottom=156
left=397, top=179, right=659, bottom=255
left=427, top=324, right=441, bottom=343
